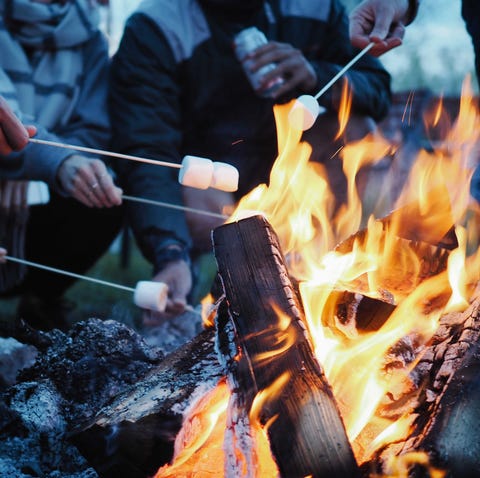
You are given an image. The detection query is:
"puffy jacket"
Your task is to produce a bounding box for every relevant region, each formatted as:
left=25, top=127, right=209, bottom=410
left=109, top=0, right=392, bottom=268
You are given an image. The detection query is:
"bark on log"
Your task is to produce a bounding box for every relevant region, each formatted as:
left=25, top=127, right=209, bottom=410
left=365, top=292, right=480, bottom=477
left=71, top=328, right=223, bottom=478
left=212, top=214, right=359, bottom=478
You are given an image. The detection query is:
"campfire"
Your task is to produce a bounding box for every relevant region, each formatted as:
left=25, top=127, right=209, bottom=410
left=153, top=79, right=480, bottom=478
left=2, top=79, right=480, bottom=478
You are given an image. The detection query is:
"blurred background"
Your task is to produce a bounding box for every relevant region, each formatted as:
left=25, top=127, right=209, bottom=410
left=103, top=0, right=477, bottom=94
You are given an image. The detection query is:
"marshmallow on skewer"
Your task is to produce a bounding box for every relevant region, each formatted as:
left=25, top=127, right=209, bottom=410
left=210, top=162, right=239, bottom=192
left=178, top=155, right=214, bottom=190
left=288, top=95, right=326, bottom=131
left=133, top=280, right=168, bottom=312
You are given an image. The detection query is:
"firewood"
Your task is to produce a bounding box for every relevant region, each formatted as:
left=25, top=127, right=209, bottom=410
left=71, top=327, right=223, bottom=478
left=213, top=214, right=359, bottom=478
left=365, top=292, right=480, bottom=477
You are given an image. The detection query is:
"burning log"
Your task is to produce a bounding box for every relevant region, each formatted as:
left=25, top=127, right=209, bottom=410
left=72, top=327, right=223, bottom=478
left=212, top=214, right=359, bottom=478
left=366, top=291, right=480, bottom=477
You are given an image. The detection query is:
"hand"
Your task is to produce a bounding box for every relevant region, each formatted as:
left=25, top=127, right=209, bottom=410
left=142, top=259, right=193, bottom=326
left=248, top=41, right=317, bottom=98
left=0, top=180, right=28, bottom=212
left=349, top=0, right=410, bottom=56
left=0, top=96, right=36, bottom=155
left=57, top=154, right=123, bottom=208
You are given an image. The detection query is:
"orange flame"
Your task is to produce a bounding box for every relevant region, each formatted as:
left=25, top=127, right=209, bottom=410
left=158, top=77, right=480, bottom=476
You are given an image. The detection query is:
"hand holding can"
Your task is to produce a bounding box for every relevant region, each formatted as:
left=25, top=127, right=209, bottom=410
left=233, top=27, right=284, bottom=98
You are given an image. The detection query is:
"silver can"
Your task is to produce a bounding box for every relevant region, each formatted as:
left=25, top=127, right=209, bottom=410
left=233, top=27, right=284, bottom=98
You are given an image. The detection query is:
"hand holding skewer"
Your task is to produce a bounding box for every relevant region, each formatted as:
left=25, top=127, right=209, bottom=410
left=57, top=155, right=123, bottom=208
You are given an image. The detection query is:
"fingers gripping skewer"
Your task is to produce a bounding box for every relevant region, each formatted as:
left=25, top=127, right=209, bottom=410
left=288, top=43, right=375, bottom=131
left=4, top=255, right=199, bottom=315
left=28, top=139, right=239, bottom=192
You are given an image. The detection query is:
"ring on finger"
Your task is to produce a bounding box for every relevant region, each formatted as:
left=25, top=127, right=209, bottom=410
left=90, top=182, right=99, bottom=189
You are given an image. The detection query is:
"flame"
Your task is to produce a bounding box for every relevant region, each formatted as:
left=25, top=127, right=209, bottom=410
left=230, top=77, right=480, bottom=464
left=155, top=381, right=230, bottom=477
left=381, top=452, right=447, bottom=478
left=158, top=77, right=480, bottom=475
left=336, top=79, right=353, bottom=140
left=201, top=293, right=217, bottom=328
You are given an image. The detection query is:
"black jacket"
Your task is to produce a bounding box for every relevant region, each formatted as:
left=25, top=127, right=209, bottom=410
left=109, top=0, right=391, bottom=268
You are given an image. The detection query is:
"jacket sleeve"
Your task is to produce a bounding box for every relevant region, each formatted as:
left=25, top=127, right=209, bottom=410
left=1, top=31, right=111, bottom=191
left=109, top=14, right=191, bottom=269
left=307, top=0, right=392, bottom=122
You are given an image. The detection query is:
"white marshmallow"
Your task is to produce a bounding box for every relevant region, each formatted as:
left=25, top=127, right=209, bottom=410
left=210, top=162, right=239, bottom=192
left=27, top=181, right=50, bottom=205
left=288, top=95, right=326, bottom=131
left=133, top=281, right=168, bottom=312
left=178, top=155, right=214, bottom=190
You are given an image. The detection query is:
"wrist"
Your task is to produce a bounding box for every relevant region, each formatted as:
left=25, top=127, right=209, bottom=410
left=154, top=241, right=190, bottom=274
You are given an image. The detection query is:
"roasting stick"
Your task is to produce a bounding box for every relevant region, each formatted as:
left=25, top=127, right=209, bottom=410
left=122, top=194, right=229, bottom=220
left=27, top=139, right=240, bottom=191
left=289, top=42, right=375, bottom=131
left=313, top=42, right=375, bottom=101
left=28, top=137, right=181, bottom=169
left=4, top=255, right=200, bottom=315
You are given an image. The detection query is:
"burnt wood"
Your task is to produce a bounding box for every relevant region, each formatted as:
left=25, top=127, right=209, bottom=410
left=364, top=293, right=480, bottom=477
left=212, top=214, right=359, bottom=478
left=71, top=327, right=223, bottom=478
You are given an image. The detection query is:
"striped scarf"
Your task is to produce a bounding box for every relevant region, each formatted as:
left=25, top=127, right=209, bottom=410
left=0, top=0, right=100, bottom=129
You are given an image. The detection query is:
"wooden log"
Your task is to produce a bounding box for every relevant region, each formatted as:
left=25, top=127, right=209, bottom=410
left=71, top=328, right=223, bottom=478
left=363, top=292, right=480, bottom=477
left=212, top=214, right=359, bottom=478
left=335, top=220, right=452, bottom=303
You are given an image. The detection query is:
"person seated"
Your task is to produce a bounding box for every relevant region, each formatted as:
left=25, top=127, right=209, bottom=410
left=109, top=0, right=392, bottom=325
left=0, top=0, right=123, bottom=330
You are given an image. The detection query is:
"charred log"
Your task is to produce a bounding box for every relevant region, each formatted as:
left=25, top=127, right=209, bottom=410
left=364, top=293, right=480, bottom=477
left=213, top=214, right=359, bottom=478
left=71, top=327, right=223, bottom=478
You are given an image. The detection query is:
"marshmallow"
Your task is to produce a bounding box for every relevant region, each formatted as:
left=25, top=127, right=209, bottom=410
left=133, top=281, right=168, bottom=312
left=288, top=95, right=326, bottom=131
left=210, top=162, right=239, bottom=192
left=179, top=155, right=214, bottom=190
left=27, top=181, right=50, bottom=205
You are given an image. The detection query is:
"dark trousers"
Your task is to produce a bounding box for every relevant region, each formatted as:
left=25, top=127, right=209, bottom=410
left=1, top=192, right=123, bottom=300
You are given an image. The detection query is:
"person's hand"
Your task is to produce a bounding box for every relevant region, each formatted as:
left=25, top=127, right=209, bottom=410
left=248, top=41, right=317, bottom=98
left=0, top=96, right=36, bottom=155
left=56, top=154, right=123, bottom=208
left=0, top=180, right=28, bottom=212
left=142, top=259, right=193, bottom=326
left=349, top=0, right=411, bottom=56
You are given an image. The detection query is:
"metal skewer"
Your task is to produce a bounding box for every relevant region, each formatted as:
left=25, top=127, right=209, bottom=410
left=28, top=138, right=182, bottom=169
left=5, top=255, right=134, bottom=292
left=4, top=255, right=200, bottom=315
left=314, top=43, right=374, bottom=100
left=122, top=194, right=229, bottom=219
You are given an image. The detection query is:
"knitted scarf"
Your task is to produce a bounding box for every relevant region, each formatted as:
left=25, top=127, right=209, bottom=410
left=0, top=0, right=100, bottom=129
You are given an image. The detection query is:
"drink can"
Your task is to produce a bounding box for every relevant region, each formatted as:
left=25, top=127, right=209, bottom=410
left=233, top=27, right=284, bottom=98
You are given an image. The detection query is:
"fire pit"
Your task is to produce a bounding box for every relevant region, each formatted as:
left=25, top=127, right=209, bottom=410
left=2, top=88, right=480, bottom=477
